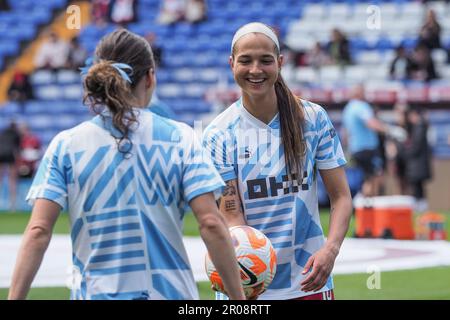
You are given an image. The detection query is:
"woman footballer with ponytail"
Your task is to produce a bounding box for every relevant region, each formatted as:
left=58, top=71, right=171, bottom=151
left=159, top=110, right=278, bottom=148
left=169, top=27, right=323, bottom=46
left=203, top=22, right=352, bottom=300
left=9, top=29, right=245, bottom=300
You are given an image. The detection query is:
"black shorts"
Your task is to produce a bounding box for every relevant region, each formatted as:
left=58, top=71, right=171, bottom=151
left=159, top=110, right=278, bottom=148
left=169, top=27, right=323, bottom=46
left=0, top=154, right=15, bottom=164
left=352, top=149, right=382, bottom=179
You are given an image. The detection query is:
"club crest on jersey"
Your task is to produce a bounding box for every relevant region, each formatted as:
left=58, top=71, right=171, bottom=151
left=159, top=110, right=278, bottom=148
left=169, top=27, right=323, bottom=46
left=329, top=128, right=336, bottom=138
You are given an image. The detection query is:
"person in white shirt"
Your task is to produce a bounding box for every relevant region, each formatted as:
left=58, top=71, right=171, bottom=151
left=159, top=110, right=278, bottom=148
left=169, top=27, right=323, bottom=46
left=203, top=22, right=353, bottom=300
left=34, top=32, right=69, bottom=70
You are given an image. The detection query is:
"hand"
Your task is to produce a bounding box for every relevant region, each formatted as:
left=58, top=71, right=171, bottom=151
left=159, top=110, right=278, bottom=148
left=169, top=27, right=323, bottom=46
left=386, top=125, right=407, bottom=143
left=300, top=246, right=338, bottom=292
left=211, top=284, right=226, bottom=295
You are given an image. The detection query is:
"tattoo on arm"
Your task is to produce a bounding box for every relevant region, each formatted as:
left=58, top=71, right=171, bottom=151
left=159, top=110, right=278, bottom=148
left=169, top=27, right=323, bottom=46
left=220, top=180, right=243, bottom=213
left=222, top=181, right=236, bottom=196
left=225, top=200, right=237, bottom=211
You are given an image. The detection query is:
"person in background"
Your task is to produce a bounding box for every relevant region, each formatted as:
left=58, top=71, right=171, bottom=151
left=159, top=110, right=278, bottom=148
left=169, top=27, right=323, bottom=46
left=92, top=0, right=111, bottom=26
left=158, top=0, right=185, bottom=25
left=0, top=121, right=21, bottom=211
left=327, top=28, right=351, bottom=66
left=7, top=70, right=34, bottom=113
left=304, top=42, right=331, bottom=69
left=373, top=105, right=387, bottom=195
left=16, top=123, right=42, bottom=179
left=418, top=9, right=441, bottom=50
left=185, top=0, right=206, bottom=24
left=407, top=44, right=438, bottom=81
left=109, top=0, right=137, bottom=26
left=392, top=103, right=409, bottom=195
left=342, top=85, right=406, bottom=197
left=66, top=37, right=88, bottom=71
left=402, top=107, right=432, bottom=212
left=34, top=31, right=69, bottom=71
left=389, top=46, right=411, bottom=81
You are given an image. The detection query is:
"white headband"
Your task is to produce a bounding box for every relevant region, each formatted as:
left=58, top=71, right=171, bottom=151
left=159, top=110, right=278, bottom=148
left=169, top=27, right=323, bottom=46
left=231, top=22, right=280, bottom=53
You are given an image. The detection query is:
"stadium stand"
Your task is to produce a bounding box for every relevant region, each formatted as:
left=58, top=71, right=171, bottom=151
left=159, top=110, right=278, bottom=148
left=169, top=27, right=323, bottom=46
left=0, top=0, right=67, bottom=71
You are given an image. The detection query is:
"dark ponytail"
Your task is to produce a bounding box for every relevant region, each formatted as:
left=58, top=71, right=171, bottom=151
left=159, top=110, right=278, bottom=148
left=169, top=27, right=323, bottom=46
left=82, top=29, right=155, bottom=154
left=275, top=75, right=306, bottom=180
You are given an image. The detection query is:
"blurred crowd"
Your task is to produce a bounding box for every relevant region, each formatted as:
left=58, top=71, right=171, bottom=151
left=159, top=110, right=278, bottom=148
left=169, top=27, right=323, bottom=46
left=0, top=120, right=41, bottom=211
left=288, top=8, right=448, bottom=82
left=158, top=0, right=207, bottom=24
left=342, top=84, right=432, bottom=212
left=91, top=0, right=207, bottom=26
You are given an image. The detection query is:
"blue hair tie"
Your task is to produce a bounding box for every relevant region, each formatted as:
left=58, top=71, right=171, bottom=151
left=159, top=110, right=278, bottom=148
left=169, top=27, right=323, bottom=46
left=79, top=56, right=95, bottom=76
left=79, top=57, right=133, bottom=84
left=111, top=63, right=133, bottom=84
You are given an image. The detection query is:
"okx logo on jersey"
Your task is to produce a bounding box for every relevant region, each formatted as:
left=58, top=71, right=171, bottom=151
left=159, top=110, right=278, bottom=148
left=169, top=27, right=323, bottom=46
left=246, top=172, right=309, bottom=200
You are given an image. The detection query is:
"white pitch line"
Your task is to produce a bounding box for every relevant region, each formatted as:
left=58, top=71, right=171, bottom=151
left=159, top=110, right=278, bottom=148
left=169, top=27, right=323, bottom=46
left=1, top=235, right=450, bottom=288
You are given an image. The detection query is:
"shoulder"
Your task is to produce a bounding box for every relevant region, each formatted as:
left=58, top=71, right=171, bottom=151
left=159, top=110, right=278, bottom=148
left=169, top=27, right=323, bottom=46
left=206, top=102, right=241, bottom=131
left=301, top=99, right=330, bottom=127
left=203, top=102, right=241, bottom=139
left=141, top=108, right=196, bottom=144
left=48, top=118, right=110, bottom=152
left=45, top=127, right=77, bottom=155
left=143, top=108, right=187, bottom=130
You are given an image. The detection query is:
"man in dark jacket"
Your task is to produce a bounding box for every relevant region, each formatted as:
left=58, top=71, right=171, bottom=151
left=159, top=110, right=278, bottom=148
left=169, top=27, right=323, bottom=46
left=402, top=107, right=432, bottom=212
left=0, top=121, right=21, bottom=211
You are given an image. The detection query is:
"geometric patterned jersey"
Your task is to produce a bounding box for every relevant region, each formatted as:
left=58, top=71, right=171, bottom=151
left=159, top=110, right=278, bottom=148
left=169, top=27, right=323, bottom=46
left=27, top=108, right=225, bottom=300
left=203, top=99, right=346, bottom=299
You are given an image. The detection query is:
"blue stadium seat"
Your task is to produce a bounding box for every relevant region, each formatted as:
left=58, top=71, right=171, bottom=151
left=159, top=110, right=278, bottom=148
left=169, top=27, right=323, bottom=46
left=127, top=23, right=151, bottom=36
left=401, top=37, right=418, bottom=49
left=376, top=37, right=394, bottom=50
left=0, top=102, right=20, bottom=117
left=30, top=70, right=55, bottom=86
left=156, top=69, right=172, bottom=83
left=63, top=85, right=83, bottom=100
left=34, top=85, right=63, bottom=100
left=173, top=23, right=195, bottom=37
left=56, top=70, right=81, bottom=84
left=349, top=38, right=369, bottom=51
left=25, top=101, right=52, bottom=115
left=164, top=54, right=190, bottom=68
left=172, top=68, right=196, bottom=83
left=0, top=41, right=19, bottom=55
left=32, top=8, right=53, bottom=24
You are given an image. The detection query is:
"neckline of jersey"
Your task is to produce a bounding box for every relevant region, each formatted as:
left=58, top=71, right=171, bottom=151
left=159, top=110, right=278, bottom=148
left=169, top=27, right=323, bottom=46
left=236, top=98, right=280, bottom=130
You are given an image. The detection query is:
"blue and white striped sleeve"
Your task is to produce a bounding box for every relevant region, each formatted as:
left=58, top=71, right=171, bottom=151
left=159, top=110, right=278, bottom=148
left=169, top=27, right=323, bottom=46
left=26, top=132, right=70, bottom=209
left=315, top=107, right=347, bottom=170
left=202, top=125, right=236, bottom=182
left=182, top=128, right=225, bottom=203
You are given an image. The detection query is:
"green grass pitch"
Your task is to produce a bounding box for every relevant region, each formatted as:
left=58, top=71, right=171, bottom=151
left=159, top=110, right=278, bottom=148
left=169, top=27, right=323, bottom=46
left=1, top=210, right=449, bottom=300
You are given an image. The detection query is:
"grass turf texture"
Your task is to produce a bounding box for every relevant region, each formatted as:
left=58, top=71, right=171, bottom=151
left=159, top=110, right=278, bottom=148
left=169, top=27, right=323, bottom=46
left=1, top=266, right=450, bottom=300
left=0, top=210, right=356, bottom=236
left=2, top=210, right=450, bottom=238
left=1, top=210, right=449, bottom=300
